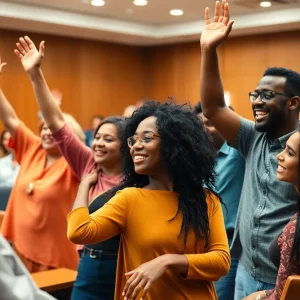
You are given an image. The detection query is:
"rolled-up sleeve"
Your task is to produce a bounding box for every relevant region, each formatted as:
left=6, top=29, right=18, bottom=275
left=184, top=196, right=230, bottom=281
left=67, top=190, right=127, bottom=245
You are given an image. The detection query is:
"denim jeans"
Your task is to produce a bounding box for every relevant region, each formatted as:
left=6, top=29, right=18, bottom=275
left=234, top=263, right=275, bottom=300
left=71, top=249, right=117, bottom=300
left=215, top=257, right=238, bottom=300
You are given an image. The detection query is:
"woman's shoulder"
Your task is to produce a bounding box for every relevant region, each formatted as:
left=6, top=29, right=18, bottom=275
left=204, top=188, right=221, bottom=210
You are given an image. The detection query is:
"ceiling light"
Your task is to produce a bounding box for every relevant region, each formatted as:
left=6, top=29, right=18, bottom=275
left=260, top=1, right=272, bottom=8
left=133, top=0, right=148, bottom=6
left=91, top=0, right=105, bottom=6
left=170, top=9, right=184, bottom=16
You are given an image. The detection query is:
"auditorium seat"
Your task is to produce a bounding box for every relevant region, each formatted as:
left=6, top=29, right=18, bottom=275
left=0, top=186, right=11, bottom=210
left=0, top=210, right=5, bottom=230
left=281, top=275, right=300, bottom=300
left=31, top=268, right=77, bottom=293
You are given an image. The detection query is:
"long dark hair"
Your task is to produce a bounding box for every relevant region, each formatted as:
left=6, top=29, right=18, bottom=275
left=291, top=128, right=300, bottom=267
left=0, top=129, right=10, bottom=156
left=97, top=101, right=220, bottom=249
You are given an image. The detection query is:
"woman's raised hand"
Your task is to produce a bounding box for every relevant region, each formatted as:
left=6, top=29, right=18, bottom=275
left=14, top=36, right=45, bottom=74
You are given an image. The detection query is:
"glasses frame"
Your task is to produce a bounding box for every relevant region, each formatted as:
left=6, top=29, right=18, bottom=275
left=249, top=90, right=293, bottom=103
left=127, top=132, right=160, bottom=148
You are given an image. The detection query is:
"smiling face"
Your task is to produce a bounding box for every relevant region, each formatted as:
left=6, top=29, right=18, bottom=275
left=277, top=131, right=300, bottom=187
left=252, top=76, right=290, bottom=133
left=91, top=123, right=122, bottom=166
left=40, top=123, right=60, bottom=155
left=129, top=116, right=162, bottom=176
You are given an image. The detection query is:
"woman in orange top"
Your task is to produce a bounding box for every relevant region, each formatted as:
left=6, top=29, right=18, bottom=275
left=0, top=59, right=82, bottom=272
left=68, top=101, right=230, bottom=300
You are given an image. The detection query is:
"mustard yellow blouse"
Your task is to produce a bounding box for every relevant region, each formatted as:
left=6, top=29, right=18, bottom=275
left=67, top=188, right=230, bottom=300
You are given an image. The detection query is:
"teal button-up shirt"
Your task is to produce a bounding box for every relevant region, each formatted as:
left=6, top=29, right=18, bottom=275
left=216, top=142, right=245, bottom=233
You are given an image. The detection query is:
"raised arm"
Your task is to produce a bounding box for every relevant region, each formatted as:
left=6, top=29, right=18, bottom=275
left=0, top=59, right=19, bottom=136
left=14, top=36, right=64, bottom=133
left=200, top=0, right=240, bottom=144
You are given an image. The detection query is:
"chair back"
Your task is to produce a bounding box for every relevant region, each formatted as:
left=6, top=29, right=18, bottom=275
left=280, top=275, right=300, bottom=300
left=0, top=210, right=5, bottom=230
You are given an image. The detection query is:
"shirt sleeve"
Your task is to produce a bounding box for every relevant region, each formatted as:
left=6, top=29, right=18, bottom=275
left=232, top=117, right=256, bottom=158
left=67, top=190, right=127, bottom=245
left=52, top=124, right=93, bottom=179
left=265, top=217, right=298, bottom=299
left=11, top=122, right=40, bottom=165
left=184, top=195, right=231, bottom=281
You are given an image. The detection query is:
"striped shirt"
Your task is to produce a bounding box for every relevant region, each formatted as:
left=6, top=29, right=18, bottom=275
left=231, top=118, right=298, bottom=284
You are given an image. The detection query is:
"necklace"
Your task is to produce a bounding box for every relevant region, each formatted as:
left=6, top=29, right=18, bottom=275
left=25, top=182, right=34, bottom=195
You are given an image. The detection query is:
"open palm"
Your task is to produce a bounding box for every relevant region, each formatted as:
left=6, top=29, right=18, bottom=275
left=200, top=0, right=234, bottom=49
left=14, top=36, right=45, bottom=73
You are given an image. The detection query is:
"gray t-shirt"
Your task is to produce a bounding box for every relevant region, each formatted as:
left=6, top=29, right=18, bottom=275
left=231, top=117, right=298, bottom=284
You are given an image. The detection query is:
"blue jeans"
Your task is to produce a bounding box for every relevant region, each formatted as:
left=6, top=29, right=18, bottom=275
left=215, top=257, right=238, bottom=300
left=234, top=263, right=275, bottom=300
left=71, top=249, right=117, bottom=300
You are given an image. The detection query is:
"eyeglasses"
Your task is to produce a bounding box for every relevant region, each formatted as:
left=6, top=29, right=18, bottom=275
left=127, top=132, right=160, bottom=148
left=249, top=90, right=293, bottom=103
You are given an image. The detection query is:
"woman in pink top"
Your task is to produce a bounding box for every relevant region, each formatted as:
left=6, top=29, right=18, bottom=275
left=14, top=36, right=126, bottom=299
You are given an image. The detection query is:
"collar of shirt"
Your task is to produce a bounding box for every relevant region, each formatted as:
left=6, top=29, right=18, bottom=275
left=218, top=142, right=230, bottom=156
left=266, top=129, right=298, bottom=150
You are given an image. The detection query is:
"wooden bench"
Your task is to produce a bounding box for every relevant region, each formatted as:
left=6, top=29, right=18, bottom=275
left=31, top=268, right=77, bottom=292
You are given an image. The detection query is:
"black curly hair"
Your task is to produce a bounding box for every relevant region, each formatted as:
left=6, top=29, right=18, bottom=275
left=97, top=101, right=221, bottom=250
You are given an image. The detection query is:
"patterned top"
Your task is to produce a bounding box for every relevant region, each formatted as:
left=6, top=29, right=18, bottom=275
left=231, top=118, right=298, bottom=283
left=265, top=214, right=299, bottom=299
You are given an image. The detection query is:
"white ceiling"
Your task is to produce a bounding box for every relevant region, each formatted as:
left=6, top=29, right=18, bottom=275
left=1, top=0, right=300, bottom=45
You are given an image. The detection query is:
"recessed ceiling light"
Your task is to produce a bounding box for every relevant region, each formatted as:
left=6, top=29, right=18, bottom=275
left=133, top=0, right=148, bottom=6
left=91, top=0, right=105, bottom=6
left=260, top=1, right=272, bottom=8
left=170, top=9, right=184, bottom=16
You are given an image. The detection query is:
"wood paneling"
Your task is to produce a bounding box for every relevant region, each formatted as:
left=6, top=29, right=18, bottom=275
left=0, top=29, right=147, bottom=132
left=1, top=29, right=300, bottom=134
left=145, top=30, right=300, bottom=120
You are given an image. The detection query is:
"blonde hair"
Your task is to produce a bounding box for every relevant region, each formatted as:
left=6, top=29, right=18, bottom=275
left=38, top=113, right=86, bottom=144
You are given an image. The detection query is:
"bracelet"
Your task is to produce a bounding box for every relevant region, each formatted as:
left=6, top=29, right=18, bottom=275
left=256, top=291, right=267, bottom=300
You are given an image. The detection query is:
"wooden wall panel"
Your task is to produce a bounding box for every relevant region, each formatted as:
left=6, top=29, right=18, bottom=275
left=145, top=30, right=300, bottom=121
left=1, top=28, right=300, bottom=134
left=0, top=29, right=147, bottom=132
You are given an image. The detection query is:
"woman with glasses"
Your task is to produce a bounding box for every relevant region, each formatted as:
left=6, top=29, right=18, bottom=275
left=68, top=101, right=230, bottom=300
left=14, top=36, right=126, bottom=299
left=243, top=129, right=300, bottom=300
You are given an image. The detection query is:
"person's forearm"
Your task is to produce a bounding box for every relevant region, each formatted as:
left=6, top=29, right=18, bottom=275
left=163, top=254, right=189, bottom=277
left=72, top=182, right=91, bottom=210
left=0, top=88, right=19, bottom=133
left=200, top=47, right=226, bottom=118
left=28, top=68, right=64, bottom=132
